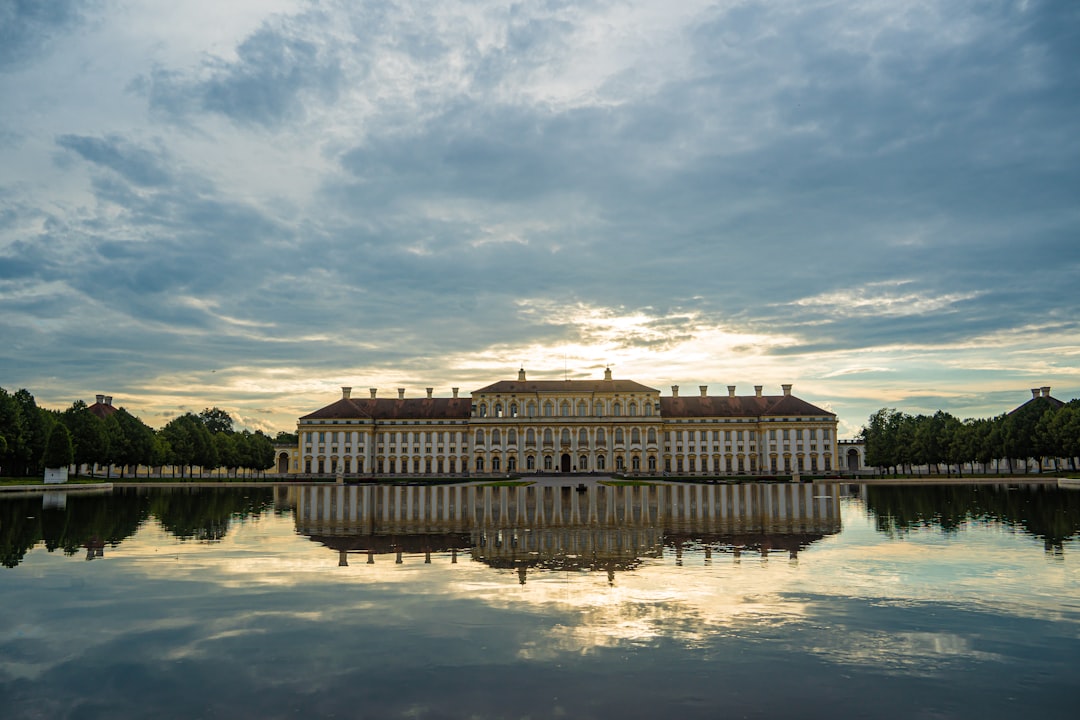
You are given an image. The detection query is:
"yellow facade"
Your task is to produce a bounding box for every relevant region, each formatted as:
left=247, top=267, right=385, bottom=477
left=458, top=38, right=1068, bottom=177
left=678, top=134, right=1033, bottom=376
left=294, top=370, right=838, bottom=477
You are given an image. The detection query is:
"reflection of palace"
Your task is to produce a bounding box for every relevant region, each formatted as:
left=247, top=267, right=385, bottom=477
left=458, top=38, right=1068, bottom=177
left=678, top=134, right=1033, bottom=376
left=290, top=481, right=842, bottom=580
left=289, top=369, right=838, bottom=478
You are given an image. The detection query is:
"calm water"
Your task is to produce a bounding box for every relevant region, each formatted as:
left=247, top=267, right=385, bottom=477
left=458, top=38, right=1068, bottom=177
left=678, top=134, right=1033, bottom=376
left=2, top=480, right=1078, bottom=720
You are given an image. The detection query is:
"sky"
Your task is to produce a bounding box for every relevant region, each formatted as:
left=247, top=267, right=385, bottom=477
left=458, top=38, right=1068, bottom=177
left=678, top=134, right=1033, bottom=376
left=1, top=0, right=1078, bottom=438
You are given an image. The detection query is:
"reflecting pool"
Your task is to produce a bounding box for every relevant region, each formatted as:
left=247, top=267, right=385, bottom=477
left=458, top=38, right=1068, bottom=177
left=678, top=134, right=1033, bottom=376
left=2, top=480, right=1078, bottom=719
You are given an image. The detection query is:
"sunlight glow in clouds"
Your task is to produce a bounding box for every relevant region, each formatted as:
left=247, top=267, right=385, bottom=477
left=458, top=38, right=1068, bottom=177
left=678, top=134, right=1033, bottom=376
left=0, top=0, right=1077, bottom=435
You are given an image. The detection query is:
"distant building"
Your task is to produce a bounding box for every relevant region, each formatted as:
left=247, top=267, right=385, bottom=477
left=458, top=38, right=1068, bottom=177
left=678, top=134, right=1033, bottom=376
left=87, top=394, right=117, bottom=419
left=293, top=369, right=839, bottom=477
left=1009, top=386, right=1064, bottom=415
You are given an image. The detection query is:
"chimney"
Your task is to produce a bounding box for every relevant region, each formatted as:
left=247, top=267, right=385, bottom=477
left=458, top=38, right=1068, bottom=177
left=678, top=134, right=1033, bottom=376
left=671, top=385, right=679, bottom=398
left=754, top=385, right=763, bottom=397
left=782, top=384, right=792, bottom=396
left=398, top=388, right=405, bottom=399
left=1032, top=388, right=1040, bottom=399
left=341, top=387, right=352, bottom=400
left=727, top=385, right=736, bottom=398
left=699, top=385, right=708, bottom=397
left=104, top=396, right=113, bottom=406
left=426, top=387, right=433, bottom=398
left=452, top=387, right=459, bottom=398
left=96, top=394, right=105, bottom=405
left=518, top=368, right=526, bottom=381
left=604, top=367, right=612, bottom=380
left=1041, top=386, right=1051, bottom=397
left=370, top=388, right=377, bottom=398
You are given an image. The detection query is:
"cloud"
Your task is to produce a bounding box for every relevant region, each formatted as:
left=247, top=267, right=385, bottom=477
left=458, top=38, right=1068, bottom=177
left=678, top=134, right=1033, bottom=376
left=0, top=0, right=85, bottom=71
left=0, top=0, right=1078, bottom=433
left=146, top=20, right=343, bottom=129
left=56, top=134, right=172, bottom=187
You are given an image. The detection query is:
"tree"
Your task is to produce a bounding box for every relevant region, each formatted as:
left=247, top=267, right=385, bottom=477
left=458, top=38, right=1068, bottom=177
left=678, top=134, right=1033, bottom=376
left=162, top=413, right=216, bottom=477
left=274, top=431, right=299, bottom=446
left=13, top=389, right=50, bottom=476
left=112, top=408, right=156, bottom=477
left=214, top=432, right=238, bottom=477
left=0, top=387, right=27, bottom=477
left=62, top=401, right=109, bottom=477
left=42, top=423, right=74, bottom=469
left=199, top=407, right=234, bottom=435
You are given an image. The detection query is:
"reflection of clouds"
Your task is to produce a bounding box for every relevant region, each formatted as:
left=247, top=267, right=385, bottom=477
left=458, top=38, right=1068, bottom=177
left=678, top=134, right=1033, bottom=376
left=19, top=496, right=1077, bottom=682
left=807, top=631, right=1003, bottom=676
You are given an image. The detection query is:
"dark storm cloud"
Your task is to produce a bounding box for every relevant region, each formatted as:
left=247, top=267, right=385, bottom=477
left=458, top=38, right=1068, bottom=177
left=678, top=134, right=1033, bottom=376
left=147, top=23, right=343, bottom=128
left=0, top=0, right=84, bottom=70
left=56, top=134, right=172, bottom=187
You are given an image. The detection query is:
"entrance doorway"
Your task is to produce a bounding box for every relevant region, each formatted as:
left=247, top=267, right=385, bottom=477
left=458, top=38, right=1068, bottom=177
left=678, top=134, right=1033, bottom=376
left=561, top=454, right=571, bottom=472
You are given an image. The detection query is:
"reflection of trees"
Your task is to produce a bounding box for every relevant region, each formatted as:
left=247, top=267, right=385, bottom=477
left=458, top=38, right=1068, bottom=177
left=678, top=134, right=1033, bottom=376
left=149, top=487, right=274, bottom=541
left=1, top=492, right=150, bottom=567
left=1, top=488, right=277, bottom=567
left=865, top=485, right=1080, bottom=551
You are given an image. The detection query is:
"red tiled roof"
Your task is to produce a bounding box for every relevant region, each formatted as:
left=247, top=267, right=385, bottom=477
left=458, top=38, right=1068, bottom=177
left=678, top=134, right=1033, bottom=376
left=87, top=402, right=117, bottom=419
left=661, top=394, right=834, bottom=419
left=300, top=397, right=472, bottom=421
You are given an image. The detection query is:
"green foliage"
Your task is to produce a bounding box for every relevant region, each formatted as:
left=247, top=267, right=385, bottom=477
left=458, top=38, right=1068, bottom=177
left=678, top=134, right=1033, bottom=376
left=199, top=407, right=234, bottom=434
left=274, top=431, right=299, bottom=445
left=42, top=423, right=74, bottom=468
left=61, top=401, right=109, bottom=472
left=861, top=394, right=1079, bottom=473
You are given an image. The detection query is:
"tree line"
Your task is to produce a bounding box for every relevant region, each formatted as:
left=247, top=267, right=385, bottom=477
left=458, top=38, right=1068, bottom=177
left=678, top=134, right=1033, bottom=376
left=861, top=395, right=1080, bottom=476
left=0, top=386, right=293, bottom=478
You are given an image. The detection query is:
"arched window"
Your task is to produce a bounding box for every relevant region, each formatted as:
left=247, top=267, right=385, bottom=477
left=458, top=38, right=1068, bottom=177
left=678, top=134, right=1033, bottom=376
left=615, top=428, right=624, bottom=443
left=526, top=428, right=536, bottom=446
left=560, top=401, right=570, bottom=417
left=544, top=456, right=553, bottom=470
left=543, top=401, right=553, bottom=417
left=543, top=429, right=553, bottom=445
left=631, top=428, right=641, bottom=444
left=629, top=402, right=637, bottom=416
left=479, top=403, right=487, bottom=418
left=507, top=429, right=517, bottom=445
left=491, top=429, right=501, bottom=446
left=596, top=428, right=606, bottom=444
left=579, top=455, right=588, bottom=470
left=527, top=401, right=536, bottom=417
left=526, top=456, right=535, bottom=470
left=476, top=457, right=485, bottom=472
left=616, top=456, right=625, bottom=470
left=648, top=456, right=657, bottom=471
left=449, top=457, right=456, bottom=473
left=475, top=429, right=485, bottom=445
left=613, top=402, right=622, bottom=416
left=495, top=403, right=503, bottom=418
left=648, top=428, right=657, bottom=443
left=578, top=428, right=588, bottom=446
left=577, top=401, right=587, bottom=416
left=561, top=428, right=571, bottom=445
left=632, top=456, right=641, bottom=470
left=510, top=403, right=518, bottom=418
left=597, top=455, right=606, bottom=470
left=595, top=401, right=604, bottom=415
left=508, top=456, right=517, bottom=471
left=492, top=457, right=501, bottom=471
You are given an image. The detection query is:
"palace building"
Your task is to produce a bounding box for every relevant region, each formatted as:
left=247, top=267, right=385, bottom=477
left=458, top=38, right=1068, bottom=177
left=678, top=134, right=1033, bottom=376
left=292, top=369, right=838, bottom=477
